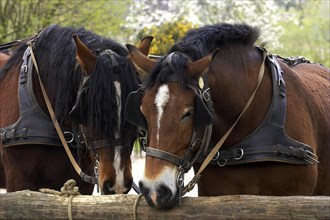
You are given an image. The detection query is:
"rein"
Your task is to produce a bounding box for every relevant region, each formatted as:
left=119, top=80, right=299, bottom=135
left=26, top=40, right=98, bottom=185
left=179, top=49, right=267, bottom=198
left=0, top=36, right=35, bottom=51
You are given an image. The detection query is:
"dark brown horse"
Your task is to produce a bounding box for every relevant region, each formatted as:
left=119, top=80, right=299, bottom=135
left=125, top=23, right=330, bottom=208
left=0, top=25, right=151, bottom=194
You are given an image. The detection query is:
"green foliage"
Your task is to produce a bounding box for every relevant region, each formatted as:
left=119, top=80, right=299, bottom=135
left=0, top=0, right=59, bottom=43
left=0, top=0, right=132, bottom=44
left=270, top=0, right=329, bottom=67
left=133, top=138, right=141, bottom=155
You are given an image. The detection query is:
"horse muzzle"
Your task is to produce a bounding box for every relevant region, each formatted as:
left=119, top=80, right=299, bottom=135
left=101, top=178, right=132, bottom=195
left=139, top=180, right=178, bottom=209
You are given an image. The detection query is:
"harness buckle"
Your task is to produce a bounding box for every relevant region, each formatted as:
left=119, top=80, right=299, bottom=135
left=0, top=131, right=7, bottom=142
left=278, top=78, right=285, bottom=86
left=202, top=88, right=211, bottom=101
left=306, top=150, right=319, bottom=164
left=11, top=129, right=16, bottom=139
left=21, top=64, right=28, bottom=73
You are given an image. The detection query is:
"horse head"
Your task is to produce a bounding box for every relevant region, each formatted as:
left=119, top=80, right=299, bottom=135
left=125, top=42, right=217, bottom=208
left=70, top=34, right=153, bottom=194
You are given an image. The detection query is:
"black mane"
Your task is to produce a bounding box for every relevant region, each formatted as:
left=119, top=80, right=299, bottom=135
left=145, top=23, right=260, bottom=88
left=170, top=23, right=260, bottom=61
left=1, top=24, right=140, bottom=146
left=145, top=53, right=191, bottom=88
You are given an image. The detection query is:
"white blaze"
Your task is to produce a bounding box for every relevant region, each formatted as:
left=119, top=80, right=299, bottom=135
left=114, top=81, right=121, bottom=133
left=112, top=146, right=126, bottom=193
left=154, top=84, right=170, bottom=144
left=112, top=81, right=126, bottom=193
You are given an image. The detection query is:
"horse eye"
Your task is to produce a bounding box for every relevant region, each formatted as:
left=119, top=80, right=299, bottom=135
left=181, top=110, right=194, bottom=120
left=94, top=50, right=100, bottom=56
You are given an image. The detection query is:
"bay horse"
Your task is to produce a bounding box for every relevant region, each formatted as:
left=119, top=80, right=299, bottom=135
left=0, top=25, right=151, bottom=194
left=0, top=52, right=9, bottom=65
left=0, top=52, right=10, bottom=188
left=125, top=23, right=330, bottom=208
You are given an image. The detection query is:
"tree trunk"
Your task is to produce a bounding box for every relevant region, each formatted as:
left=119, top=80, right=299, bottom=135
left=0, top=190, right=329, bottom=220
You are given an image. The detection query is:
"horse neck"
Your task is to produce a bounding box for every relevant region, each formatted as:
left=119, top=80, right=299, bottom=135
left=0, top=65, right=20, bottom=127
left=208, top=47, right=273, bottom=145
left=0, top=53, right=9, bottom=67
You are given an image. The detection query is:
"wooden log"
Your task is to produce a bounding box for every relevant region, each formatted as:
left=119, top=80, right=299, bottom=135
left=0, top=190, right=329, bottom=220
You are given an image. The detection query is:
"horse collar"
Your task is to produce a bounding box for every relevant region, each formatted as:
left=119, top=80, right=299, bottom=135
left=200, top=53, right=318, bottom=166
left=0, top=47, right=62, bottom=147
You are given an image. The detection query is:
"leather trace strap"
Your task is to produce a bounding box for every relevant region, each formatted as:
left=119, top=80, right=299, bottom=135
left=181, top=49, right=267, bottom=195
left=0, top=36, right=35, bottom=51
left=27, top=42, right=98, bottom=185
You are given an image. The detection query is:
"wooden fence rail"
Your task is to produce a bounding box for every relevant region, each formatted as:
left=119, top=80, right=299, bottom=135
left=0, top=190, right=329, bottom=220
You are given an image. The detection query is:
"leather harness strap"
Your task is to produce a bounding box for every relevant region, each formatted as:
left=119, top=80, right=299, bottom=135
left=27, top=42, right=97, bottom=184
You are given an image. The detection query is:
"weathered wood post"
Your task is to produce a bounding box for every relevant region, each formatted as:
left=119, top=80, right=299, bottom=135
left=0, top=190, right=329, bottom=219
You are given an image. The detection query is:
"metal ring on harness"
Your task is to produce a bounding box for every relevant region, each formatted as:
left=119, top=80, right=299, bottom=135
left=212, top=151, right=220, bottom=161
left=217, top=159, right=227, bottom=167
left=234, top=148, right=244, bottom=160
left=64, top=131, right=75, bottom=143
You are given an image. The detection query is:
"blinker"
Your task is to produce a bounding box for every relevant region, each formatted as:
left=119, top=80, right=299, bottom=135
left=194, top=93, right=213, bottom=130
left=124, top=89, right=147, bottom=129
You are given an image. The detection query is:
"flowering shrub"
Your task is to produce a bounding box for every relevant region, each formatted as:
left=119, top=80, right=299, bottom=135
left=136, top=17, right=197, bottom=55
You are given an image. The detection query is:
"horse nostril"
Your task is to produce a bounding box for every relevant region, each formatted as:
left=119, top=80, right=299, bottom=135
left=158, top=184, right=173, bottom=202
left=102, top=180, right=115, bottom=195
left=125, top=178, right=133, bottom=192
left=139, top=181, right=156, bottom=207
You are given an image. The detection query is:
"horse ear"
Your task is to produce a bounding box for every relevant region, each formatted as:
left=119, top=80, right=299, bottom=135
left=187, top=49, right=219, bottom=78
left=137, top=36, right=154, bottom=56
left=73, top=34, right=97, bottom=75
left=126, top=43, right=156, bottom=73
